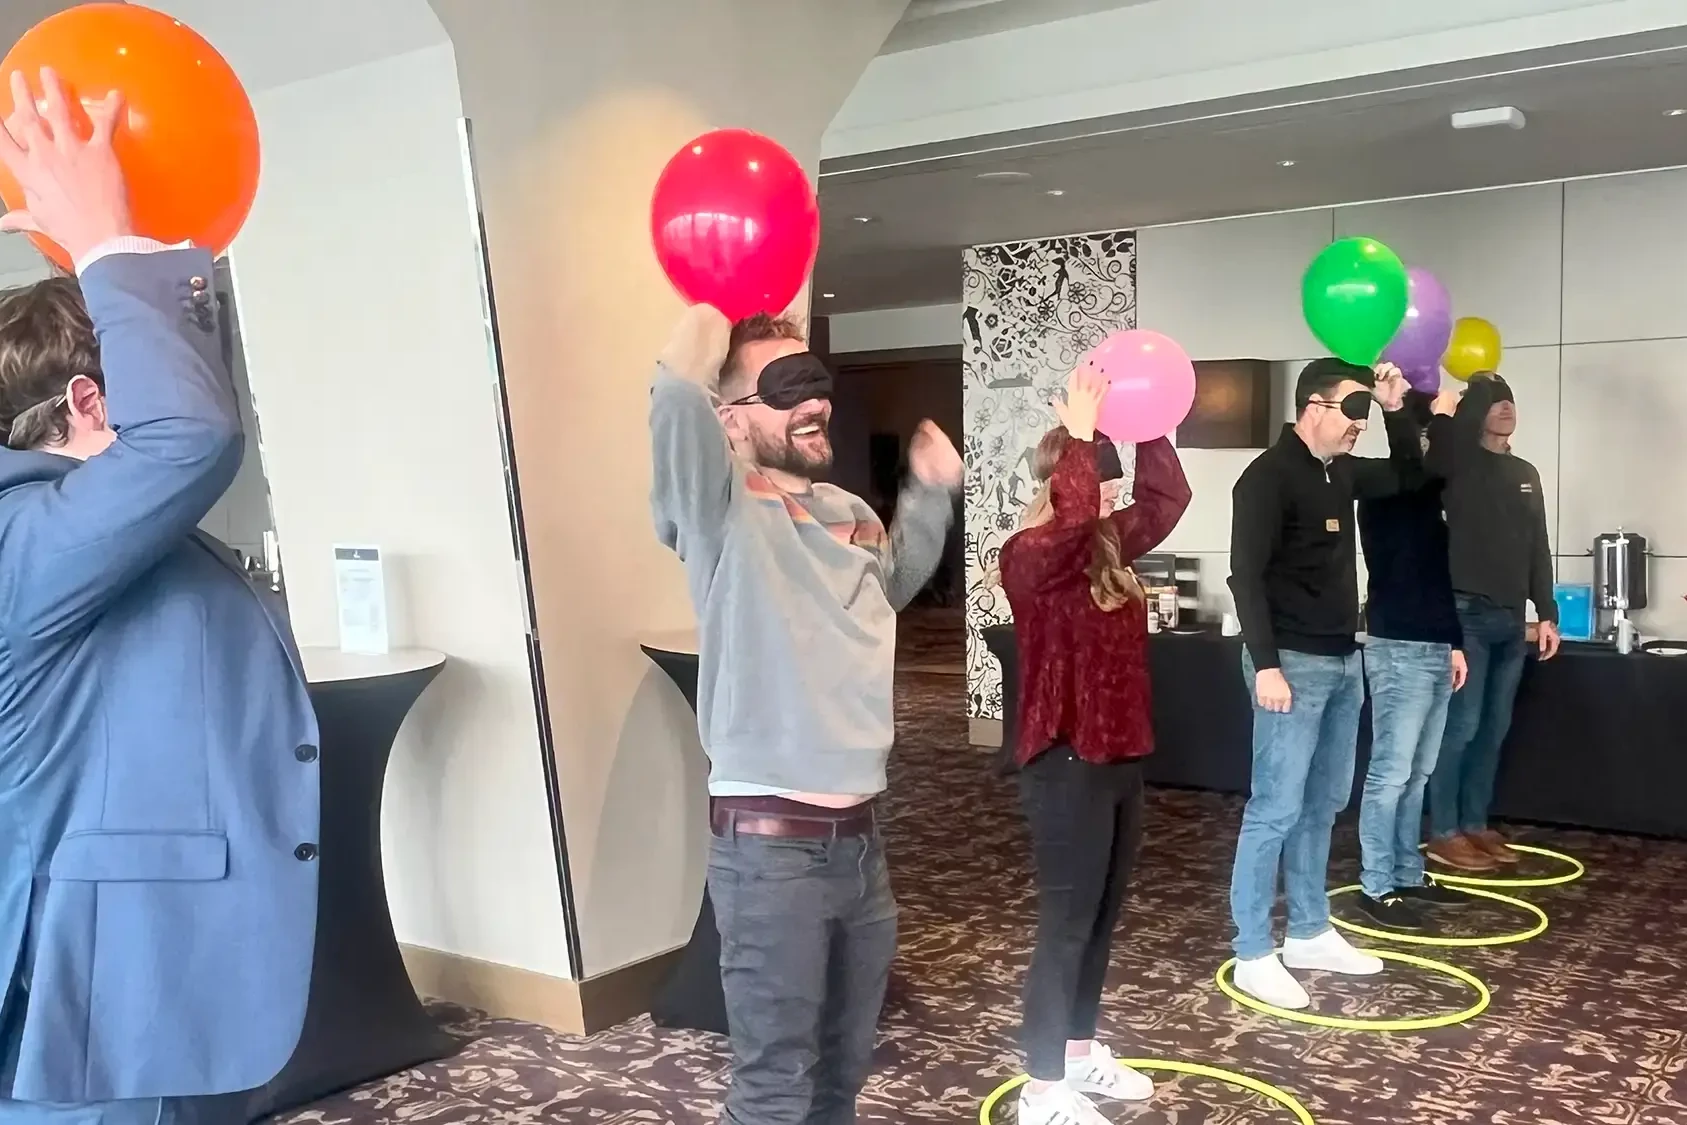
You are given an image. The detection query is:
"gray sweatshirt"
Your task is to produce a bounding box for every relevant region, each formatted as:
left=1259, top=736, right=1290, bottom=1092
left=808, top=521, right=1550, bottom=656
left=650, top=367, right=955, bottom=795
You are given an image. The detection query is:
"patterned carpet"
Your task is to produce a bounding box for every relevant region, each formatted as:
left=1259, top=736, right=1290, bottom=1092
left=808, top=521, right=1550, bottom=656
left=283, top=670, right=1687, bottom=1125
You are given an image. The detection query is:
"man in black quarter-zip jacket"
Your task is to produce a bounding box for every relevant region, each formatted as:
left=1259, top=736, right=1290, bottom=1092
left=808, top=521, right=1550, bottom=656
left=1421, top=373, right=1559, bottom=875
left=1225, top=358, right=1420, bottom=1013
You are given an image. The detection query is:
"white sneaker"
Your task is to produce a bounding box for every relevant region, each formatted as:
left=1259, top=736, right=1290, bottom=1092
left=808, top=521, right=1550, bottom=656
left=1017, top=1083, right=1111, bottom=1125
left=1282, top=928, right=1384, bottom=976
left=1064, top=1041, right=1154, bottom=1101
left=1232, top=953, right=1311, bottom=1010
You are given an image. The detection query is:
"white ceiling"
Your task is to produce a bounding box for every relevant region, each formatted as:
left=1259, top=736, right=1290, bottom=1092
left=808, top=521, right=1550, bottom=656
left=881, top=0, right=1155, bottom=53
left=815, top=35, right=1687, bottom=311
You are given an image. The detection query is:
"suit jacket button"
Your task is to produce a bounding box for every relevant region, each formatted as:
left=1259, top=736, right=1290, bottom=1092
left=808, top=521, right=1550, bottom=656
left=295, top=744, right=319, bottom=763
left=294, top=843, right=318, bottom=862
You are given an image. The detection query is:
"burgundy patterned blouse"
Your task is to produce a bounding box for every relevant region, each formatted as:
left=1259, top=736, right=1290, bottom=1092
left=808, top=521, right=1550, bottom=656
left=998, top=437, right=1191, bottom=766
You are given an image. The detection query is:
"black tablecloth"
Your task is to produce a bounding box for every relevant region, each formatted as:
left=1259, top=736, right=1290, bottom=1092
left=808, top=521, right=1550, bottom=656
left=242, top=663, right=463, bottom=1121
left=984, top=624, right=1687, bottom=839
left=640, top=646, right=730, bottom=1035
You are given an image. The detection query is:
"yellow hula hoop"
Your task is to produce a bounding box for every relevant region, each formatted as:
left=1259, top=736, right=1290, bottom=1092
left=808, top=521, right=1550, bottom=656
left=1215, top=948, right=1491, bottom=1031
left=1327, top=883, right=1548, bottom=947
left=979, top=1060, right=1316, bottom=1125
left=1427, top=844, right=1586, bottom=889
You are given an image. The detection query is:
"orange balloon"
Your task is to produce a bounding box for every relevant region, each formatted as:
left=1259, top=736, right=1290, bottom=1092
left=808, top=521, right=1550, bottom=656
left=0, top=3, right=258, bottom=269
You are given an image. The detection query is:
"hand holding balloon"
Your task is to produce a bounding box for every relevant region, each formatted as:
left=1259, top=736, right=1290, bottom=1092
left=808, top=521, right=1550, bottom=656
left=0, top=4, right=260, bottom=269
left=1084, top=330, right=1196, bottom=443
left=1431, top=387, right=1461, bottom=417
left=658, top=304, right=732, bottom=387
left=0, top=69, right=130, bottom=264
left=1371, top=362, right=1407, bottom=413
left=1053, top=365, right=1109, bottom=442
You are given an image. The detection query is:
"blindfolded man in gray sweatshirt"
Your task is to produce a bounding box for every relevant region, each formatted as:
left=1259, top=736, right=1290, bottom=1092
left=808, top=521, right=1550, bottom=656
left=650, top=305, right=960, bottom=1125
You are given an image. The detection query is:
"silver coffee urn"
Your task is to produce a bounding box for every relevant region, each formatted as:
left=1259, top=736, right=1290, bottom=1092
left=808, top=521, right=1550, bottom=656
left=1592, top=529, right=1648, bottom=651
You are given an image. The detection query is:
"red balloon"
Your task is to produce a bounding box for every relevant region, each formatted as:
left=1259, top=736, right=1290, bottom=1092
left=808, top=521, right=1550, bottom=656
left=650, top=129, right=819, bottom=322
left=0, top=4, right=259, bottom=270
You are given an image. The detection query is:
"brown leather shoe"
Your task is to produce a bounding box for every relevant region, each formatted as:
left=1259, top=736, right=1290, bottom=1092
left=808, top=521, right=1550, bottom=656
left=1425, top=834, right=1498, bottom=872
left=1470, top=829, right=1521, bottom=865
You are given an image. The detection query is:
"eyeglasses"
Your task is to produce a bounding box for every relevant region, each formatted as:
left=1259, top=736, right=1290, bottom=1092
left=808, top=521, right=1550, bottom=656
left=1308, top=390, right=1374, bottom=421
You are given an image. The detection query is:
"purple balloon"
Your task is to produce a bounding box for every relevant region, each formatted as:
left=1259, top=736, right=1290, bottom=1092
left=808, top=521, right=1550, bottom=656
left=1402, top=363, right=1441, bottom=394
left=1383, top=267, right=1454, bottom=372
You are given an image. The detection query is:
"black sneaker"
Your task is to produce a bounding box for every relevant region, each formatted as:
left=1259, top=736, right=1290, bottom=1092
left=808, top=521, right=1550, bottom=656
left=1397, top=881, right=1472, bottom=909
left=1354, top=892, right=1427, bottom=932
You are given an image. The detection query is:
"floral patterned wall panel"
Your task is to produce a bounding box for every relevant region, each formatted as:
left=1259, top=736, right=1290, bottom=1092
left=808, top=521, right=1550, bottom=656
left=962, top=230, right=1136, bottom=722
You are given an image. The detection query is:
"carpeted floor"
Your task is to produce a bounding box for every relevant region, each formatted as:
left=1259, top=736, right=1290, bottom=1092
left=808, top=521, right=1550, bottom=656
left=283, top=670, right=1687, bottom=1125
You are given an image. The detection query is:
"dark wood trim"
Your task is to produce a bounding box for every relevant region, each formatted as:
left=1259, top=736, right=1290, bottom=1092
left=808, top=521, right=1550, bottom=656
left=834, top=344, right=962, bottom=369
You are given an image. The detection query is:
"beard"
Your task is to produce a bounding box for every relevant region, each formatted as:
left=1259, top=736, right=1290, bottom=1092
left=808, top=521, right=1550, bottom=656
left=750, top=416, right=832, bottom=478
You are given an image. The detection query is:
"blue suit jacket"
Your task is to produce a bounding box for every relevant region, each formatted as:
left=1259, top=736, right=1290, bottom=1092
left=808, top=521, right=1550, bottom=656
left=0, top=250, right=320, bottom=1103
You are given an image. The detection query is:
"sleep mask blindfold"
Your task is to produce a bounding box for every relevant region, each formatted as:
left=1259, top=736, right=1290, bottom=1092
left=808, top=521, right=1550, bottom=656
left=1093, top=433, right=1124, bottom=483
left=1308, top=390, right=1374, bottom=421
left=727, top=352, right=833, bottom=410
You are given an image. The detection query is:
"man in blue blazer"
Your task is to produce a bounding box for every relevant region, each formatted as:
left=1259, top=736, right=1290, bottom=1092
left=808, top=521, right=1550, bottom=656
left=0, top=70, right=319, bottom=1124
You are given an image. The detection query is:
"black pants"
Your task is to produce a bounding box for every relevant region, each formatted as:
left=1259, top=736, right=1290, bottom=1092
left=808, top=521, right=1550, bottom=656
left=1018, top=746, right=1145, bottom=1081
left=709, top=817, right=897, bottom=1125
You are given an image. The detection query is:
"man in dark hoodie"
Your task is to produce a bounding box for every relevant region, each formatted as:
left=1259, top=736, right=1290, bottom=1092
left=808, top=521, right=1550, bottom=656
left=1422, top=373, right=1560, bottom=873
left=1353, top=390, right=1470, bottom=932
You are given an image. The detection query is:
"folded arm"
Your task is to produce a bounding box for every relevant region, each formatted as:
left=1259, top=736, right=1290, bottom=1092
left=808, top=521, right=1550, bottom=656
left=1109, top=437, right=1191, bottom=559
left=997, top=438, right=1102, bottom=599
left=649, top=367, right=735, bottom=559
left=1349, top=407, right=1427, bottom=499
left=0, top=248, right=242, bottom=643
left=884, top=479, right=955, bottom=611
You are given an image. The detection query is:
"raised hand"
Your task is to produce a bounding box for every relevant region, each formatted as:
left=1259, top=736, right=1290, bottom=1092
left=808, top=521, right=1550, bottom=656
left=1052, top=365, right=1109, bottom=442
left=0, top=68, right=132, bottom=265
left=658, top=303, right=733, bottom=386
left=1431, top=386, right=1460, bottom=417
left=1372, top=362, right=1407, bottom=412
left=908, top=420, right=963, bottom=491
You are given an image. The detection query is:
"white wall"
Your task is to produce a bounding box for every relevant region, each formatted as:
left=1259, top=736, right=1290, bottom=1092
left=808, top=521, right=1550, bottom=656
left=1136, top=165, right=1687, bottom=640
left=427, top=0, right=910, bottom=979
left=229, top=44, right=568, bottom=978
left=829, top=302, right=963, bottom=353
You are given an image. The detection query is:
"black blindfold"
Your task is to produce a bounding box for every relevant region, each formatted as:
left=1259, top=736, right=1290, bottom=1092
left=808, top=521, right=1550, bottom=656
left=1094, top=433, right=1124, bottom=482
left=727, top=352, right=833, bottom=410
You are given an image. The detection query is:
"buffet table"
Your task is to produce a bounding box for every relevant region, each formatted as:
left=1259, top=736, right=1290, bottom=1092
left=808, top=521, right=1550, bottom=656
left=240, top=647, right=461, bottom=1121
left=983, top=623, right=1687, bottom=839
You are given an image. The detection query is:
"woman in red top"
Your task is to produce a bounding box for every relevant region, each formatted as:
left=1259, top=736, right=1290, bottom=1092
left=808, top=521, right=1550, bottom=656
left=997, top=367, right=1191, bottom=1125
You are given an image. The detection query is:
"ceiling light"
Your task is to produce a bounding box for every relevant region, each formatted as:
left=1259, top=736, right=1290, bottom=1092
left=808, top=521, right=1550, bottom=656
left=1450, top=106, right=1525, bottom=130
left=851, top=215, right=874, bottom=223
left=1668, top=109, right=1687, bottom=117
left=1045, top=189, right=1065, bottom=196
left=1277, top=159, right=1297, bottom=167
left=975, top=170, right=1031, bottom=181
left=821, top=292, right=836, bottom=299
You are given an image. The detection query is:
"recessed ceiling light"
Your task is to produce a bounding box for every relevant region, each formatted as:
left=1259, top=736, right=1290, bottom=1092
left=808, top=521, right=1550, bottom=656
left=821, top=292, right=836, bottom=299
left=1045, top=189, right=1066, bottom=197
left=1277, top=159, right=1297, bottom=167
left=851, top=215, right=874, bottom=223
left=975, top=170, right=1032, bottom=181
left=1668, top=109, right=1687, bottom=117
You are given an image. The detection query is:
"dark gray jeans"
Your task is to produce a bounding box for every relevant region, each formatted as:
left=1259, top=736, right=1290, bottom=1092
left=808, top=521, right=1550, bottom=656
left=709, top=821, right=897, bottom=1125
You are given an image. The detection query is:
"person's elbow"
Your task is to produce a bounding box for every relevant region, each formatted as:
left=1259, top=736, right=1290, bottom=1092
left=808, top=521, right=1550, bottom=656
left=123, top=416, right=245, bottom=497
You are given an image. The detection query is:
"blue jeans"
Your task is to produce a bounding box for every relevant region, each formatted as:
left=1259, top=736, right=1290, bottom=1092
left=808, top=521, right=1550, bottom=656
left=1229, top=648, right=1364, bottom=960
left=709, top=818, right=897, bottom=1125
left=1359, top=639, right=1453, bottom=898
left=1429, top=596, right=1527, bottom=839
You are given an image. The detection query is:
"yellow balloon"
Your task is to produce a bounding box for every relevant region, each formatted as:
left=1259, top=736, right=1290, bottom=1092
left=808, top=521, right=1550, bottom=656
left=1443, top=316, right=1502, bottom=381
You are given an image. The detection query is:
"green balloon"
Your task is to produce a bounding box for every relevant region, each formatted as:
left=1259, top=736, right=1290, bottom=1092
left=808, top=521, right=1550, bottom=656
left=1302, top=237, right=1410, bottom=366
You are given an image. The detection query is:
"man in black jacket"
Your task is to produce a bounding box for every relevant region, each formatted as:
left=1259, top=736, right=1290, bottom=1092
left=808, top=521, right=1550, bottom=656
left=1225, top=358, right=1416, bottom=1011
left=1353, top=391, right=1472, bottom=933
left=1422, top=373, right=1559, bottom=873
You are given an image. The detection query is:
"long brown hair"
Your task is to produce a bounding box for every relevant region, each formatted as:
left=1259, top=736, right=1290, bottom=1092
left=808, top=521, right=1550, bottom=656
left=1019, top=426, right=1144, bottom=612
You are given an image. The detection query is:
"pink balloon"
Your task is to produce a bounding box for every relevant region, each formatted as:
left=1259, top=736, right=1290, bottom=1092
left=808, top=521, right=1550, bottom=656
left=1084, top=330, right=1197, bottom=443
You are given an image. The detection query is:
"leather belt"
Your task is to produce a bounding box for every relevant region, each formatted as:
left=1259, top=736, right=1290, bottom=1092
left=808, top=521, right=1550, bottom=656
left=710, top=797, right=876, bottom=839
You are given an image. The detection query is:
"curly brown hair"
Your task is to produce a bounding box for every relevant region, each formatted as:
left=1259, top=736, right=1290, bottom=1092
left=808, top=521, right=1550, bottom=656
left=0, top=277, right=103, bottom=450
